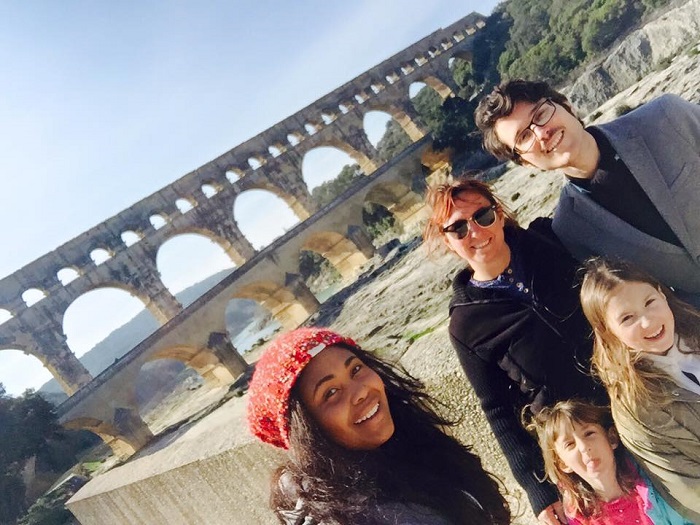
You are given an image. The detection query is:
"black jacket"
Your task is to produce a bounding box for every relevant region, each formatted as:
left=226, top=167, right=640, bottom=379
left=448, top=219, right=607, bottom=516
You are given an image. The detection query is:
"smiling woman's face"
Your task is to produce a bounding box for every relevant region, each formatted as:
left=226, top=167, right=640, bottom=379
left=442, top=191, right=509, bottom=280
left=296, top=345, right=395, bottom=450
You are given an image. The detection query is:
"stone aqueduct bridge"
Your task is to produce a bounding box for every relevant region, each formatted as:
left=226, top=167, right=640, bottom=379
left=57, top=140, right=432, bottom=457
left=0, top=12, right=485, bottom=454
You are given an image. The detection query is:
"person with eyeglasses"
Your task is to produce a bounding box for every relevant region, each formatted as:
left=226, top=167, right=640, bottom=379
left=424, top=178, right=608, bottom=525
left=475, top=79, right=700, bottom=308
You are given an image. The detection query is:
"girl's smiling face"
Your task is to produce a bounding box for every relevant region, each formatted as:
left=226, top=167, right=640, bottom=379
left=604, top=281, right=676, bottom=355
left=296, top=345, right=395, bottom=450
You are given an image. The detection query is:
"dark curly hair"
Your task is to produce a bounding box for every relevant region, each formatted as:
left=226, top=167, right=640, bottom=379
left=271, top=343, right=511, bottom=525
left=474, top=79, right=579, bottom=163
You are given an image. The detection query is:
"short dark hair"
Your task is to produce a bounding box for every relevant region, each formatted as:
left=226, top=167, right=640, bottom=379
left=474, top=79, right=576, bottom=163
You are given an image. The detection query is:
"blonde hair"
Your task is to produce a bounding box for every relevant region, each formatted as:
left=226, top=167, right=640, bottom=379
left=423, top=175, right=518, bottom=256
left=580, top=257, right=700, bottom=413
left=527, top=400, right=636, bottom=517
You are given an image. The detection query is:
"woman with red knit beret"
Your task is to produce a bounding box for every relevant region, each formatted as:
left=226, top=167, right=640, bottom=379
left=247, top=327, right=510, bottom=525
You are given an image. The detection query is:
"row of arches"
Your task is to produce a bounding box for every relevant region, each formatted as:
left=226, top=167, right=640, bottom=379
left=5, top=84, right=447, bottom=315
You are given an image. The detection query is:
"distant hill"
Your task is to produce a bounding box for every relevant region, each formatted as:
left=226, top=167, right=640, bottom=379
left=39, top=269, right=271, bottom=402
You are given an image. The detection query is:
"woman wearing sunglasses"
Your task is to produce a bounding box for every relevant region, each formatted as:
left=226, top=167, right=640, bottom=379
left=424, top=178, right=607, bottom=525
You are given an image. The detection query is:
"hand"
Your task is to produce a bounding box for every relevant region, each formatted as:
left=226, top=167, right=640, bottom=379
left=538, top=501, right=566, bottom=524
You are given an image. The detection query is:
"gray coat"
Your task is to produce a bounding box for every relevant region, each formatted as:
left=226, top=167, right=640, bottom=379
left=552, top=94, right=700, bottom=301
left=612, top=385, right=700, bottom=523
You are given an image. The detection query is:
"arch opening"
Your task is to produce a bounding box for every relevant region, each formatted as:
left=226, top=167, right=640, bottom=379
left=22, top=288, right=47, bottom=307
left=363, top=201, right=400, bottom=245
left=0, top=349, right=53, bottom=398
left=150, top=214, right=168, bottom=230
left=248, top=157, right=262, bottom=170
left=302, top=146, right=361, bottom=193
left=201, top=184, right=219, bottom=198
left=156, top=233, right=235, bottom=303
left=0, top=308, right=12, bottom=324
left=63, top=287, right=159, bottom=362
left=299, top=249, right=343, bottom=302
left=305, top=123, right=321, bottom=135
left=225, top=169, right=242, bottom=183
left=268, top=145, right=284, bottom=158
left=409, top=81, right=444, bottom=133
left=122, top=230, right=142, bottom=247
left=233, top=189, right=299, bottom=250
left=90, top=248, right=112, bottom=265
left=58, top=267, right=80, bottom=286
left=287, top=133, right=302, bottom=147
left=364, top=110, right=412, bottom=163
left=225, top=298, right=281, bottom=355
left=449, top=56, right=476, bottom=99
left=136, top=357, right=222, bottom=434
left=321, top=112, right=337, bottom=124
left=176, top=198, right=195, bottom=213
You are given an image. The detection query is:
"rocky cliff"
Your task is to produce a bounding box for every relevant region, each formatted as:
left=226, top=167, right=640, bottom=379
left=565, top=0, right=700, bottom=114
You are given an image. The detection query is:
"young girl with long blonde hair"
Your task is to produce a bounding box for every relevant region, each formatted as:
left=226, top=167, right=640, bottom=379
left=580, top=257, right=700, bottom=522
left=528, top=399, right=690, bottom=524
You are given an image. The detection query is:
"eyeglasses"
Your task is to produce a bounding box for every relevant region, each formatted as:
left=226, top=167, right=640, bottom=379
left=512, top=98, right=556, bottom=156
left=441, top=205, right=498, bottom=239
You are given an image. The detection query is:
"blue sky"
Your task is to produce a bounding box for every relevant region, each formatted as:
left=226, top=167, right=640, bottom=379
left=0, top=0, right=499, bottom=396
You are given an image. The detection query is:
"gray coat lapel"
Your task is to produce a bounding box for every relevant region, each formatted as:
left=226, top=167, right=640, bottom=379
left=596, top=122, right=697, bottom=256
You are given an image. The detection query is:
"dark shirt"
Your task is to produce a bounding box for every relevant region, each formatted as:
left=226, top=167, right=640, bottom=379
left=567, top=127, right=681, bottom=246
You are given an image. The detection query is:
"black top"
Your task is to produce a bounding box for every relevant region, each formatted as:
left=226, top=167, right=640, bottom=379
left=567, top=127, right=681, bottom=246
left=448, top=219, right=608, bottom=516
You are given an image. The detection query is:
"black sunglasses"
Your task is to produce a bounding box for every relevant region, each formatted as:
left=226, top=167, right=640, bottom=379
left=441, top=205, right=498, bottom=239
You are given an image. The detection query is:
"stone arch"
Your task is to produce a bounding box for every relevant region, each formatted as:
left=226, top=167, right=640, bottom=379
left=0, top=347, right=53, bottom=397
left=363, top=104, right=424, bottom=144
left=233, top=281, right=315, bottom=329
left=149, top=346, right=235, bottom=386
left=268, top=144, right=285, bottom=158
left=58, top=267, right=81, bottom=286
left=287, top=131, right=304, bottom=147
left=176, top=198, right=195, bottom=213
left=232, top=188, right=301, bottom=250
left=302, top=140, right=376, bottom=181
left=224, top=298, right=280, bottom=354
left=304, top=122, right=323, bottom=135
left=301, top=146, right=363, bottom=191
left=62, top=284, right=160, bottom=357
left=225, top=169, right=243, bottom=183
left=154, top=231, right=236, bottom=301
left=150, top=214, right=168, bottom=230
left=301, top=232, right=369, bottom=279
left=0, top=308, right=12, bottom=324
left=446, top=53, right=474, bottom=95
left=412, top=74, right=454, bottom=100
left=121, top=230, right=143, bottom=247
left=248, top=156, right=265, bottom=170
left=62, top=416, right=149, bottom=459
left=321, top=110, right=338, bottom=124
left=90, top=248, right=112, bottom=265
left=365, top=181, right=427, bottom=231
left=201, top=183, right=220, bottom=198
left=22, top=288, right=47, bottom=307
left=362, top=110, right=404, bottom=149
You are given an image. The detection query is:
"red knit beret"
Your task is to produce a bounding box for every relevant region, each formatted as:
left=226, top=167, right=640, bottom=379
left=247, top=327, right=357, bottom=449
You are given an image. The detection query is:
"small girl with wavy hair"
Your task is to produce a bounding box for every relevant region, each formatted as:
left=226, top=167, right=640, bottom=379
left=529, top=400, right=691, bottom=524
left=580, top=257, right=700, bottom=522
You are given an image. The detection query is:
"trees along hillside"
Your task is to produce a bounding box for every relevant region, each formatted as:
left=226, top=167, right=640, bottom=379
left=0, top=384, right=97, bottom=524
